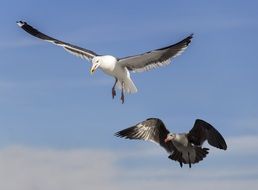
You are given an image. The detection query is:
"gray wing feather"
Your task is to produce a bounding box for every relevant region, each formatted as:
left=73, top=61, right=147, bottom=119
left=115, top=118, right=176, bottom=153
left=117, top=34, right=193, bottom=72
left=187, top=119, right=227, bottom=150
left=17, top=21, right=98, bottom=61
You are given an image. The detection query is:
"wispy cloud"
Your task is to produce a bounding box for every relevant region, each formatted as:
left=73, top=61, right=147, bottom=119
left=226, top=135, right=258, bottom=154
left=0, top=146, right=118, bottom=190
left=0, top=135, right=257, bottom=190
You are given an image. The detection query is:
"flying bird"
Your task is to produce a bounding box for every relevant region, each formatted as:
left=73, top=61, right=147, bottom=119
left=17, top=21, right=193, bottom=104
left=115, top=118, right=227, bottom=168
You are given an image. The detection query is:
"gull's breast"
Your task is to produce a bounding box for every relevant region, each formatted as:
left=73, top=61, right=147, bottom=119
left=100, top=55, right=128, bottom=79
left=100, top=55, right=117, bottom=76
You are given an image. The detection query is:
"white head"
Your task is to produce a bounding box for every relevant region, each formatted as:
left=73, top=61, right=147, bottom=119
left=164, top=133, right=176, bottom=143
left=90, top=57, right=102, bottom=74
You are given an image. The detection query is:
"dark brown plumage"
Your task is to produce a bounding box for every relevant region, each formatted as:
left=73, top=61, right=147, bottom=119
left=115, top=118, right=227, bottom=168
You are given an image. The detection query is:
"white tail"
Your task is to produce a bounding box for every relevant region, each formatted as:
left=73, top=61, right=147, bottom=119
left=116, top=78, right=138, bottom=94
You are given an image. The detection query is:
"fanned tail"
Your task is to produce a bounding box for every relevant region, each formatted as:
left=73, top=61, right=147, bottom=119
left=168, top=147, right=209, bottom=168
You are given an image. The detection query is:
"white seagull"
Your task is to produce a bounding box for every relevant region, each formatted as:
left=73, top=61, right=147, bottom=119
left=115, top=118, right=227, bottom=168
left=17, top=21, right=193, bottom=104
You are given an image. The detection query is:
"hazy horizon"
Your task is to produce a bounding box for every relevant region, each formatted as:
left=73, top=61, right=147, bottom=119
left=0, top=0, right=257, bottom=189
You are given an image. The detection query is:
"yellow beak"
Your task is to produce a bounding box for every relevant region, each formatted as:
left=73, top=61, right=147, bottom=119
left=90, top=63, right=98, bottom=74
left=90, top=68, right=95, bottom=74
left=90, top=65, right=97, bottom=74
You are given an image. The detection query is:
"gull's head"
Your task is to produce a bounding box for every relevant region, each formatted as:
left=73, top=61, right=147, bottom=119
left=164, top=133, right=176, bottom=143
left=90, top=57, right=102, bottom=74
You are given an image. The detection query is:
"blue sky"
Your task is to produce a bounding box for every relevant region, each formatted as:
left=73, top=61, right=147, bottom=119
left=0, top=0, right=258, bottom=189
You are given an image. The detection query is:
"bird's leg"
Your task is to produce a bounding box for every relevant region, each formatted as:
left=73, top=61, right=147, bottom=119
left=188, top=152, right=191, bottom=168
left=112, top=78, right=118, bottom=99
left=120, top=81, right=125, bottom=104
left=179, top=161, right=183, bottom=168
left=179, top=152, right=183, bottom=168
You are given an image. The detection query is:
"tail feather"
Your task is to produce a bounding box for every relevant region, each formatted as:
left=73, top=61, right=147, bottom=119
left=194, top=147, right=209, bottom=163
left=116, top=78, right=138, bottom=94
left=168, top=147, right=209, bottom=168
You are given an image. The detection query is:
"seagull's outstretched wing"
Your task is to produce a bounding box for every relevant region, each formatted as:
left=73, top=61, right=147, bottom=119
left=17, top=21, right=98, bottom=61
left=115, top=118, right=176, bottom=153
left=187, top=119, right=227, bottom=150
left=117, top=34, right=193, bottom=72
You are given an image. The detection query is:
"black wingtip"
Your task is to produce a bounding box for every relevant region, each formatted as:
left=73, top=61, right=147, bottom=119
left=17, top=20, right=26, bottom=27
left=114, top=131, right=120, bottom=137
left=186, top=33, right=194, bottom=45
left=114, top=131, right=121, bottom=137
left=16, top=20, right=43, bottom=38
left=221, top=143, right=227, bottom=150
left=176, top=33, right=193, bottom=47
left=114, top=130, right=128, bottom=139
left=217, top=138, right=227, bottom=150
left=187, top=33, right=194, bottom=40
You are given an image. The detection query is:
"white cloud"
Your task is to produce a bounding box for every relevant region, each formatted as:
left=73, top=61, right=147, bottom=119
left=0, top=146, right=119, bottom=190
left=226, top=135, right=258, bottom=154
left=0, top=135, right=257, bottom=190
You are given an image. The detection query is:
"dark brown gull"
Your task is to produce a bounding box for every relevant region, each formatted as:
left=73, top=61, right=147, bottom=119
left=115, top=118, right=227, bottom=168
